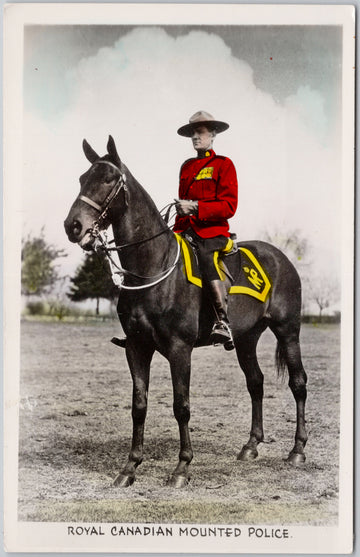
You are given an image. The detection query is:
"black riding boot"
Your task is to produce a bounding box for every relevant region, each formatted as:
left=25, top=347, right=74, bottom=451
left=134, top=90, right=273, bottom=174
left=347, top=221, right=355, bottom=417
left=208, top=280, right=234, bottom=351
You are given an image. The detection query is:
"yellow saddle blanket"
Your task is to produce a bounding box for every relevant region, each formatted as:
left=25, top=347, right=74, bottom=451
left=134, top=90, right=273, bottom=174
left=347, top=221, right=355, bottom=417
left=175, top=234, right=271, bottom=303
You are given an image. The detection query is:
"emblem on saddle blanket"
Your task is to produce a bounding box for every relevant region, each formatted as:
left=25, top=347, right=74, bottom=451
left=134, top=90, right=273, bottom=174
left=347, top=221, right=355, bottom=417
left=175, top=234, right=271, bottom=303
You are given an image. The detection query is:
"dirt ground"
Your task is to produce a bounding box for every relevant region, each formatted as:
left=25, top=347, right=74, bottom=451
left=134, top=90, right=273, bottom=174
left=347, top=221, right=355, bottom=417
left=18, top=319, right=340, bottom=524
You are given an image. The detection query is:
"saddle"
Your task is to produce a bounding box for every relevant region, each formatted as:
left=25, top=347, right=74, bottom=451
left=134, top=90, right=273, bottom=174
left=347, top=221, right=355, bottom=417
left=175, top=233, right=272, bottom=303
left=182, top=231, right=238, bottom=284
left=111, top=235, right=272, bottom=350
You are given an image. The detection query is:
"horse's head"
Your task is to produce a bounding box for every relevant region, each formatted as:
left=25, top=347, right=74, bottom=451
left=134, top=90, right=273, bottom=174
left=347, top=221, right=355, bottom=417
left=64, top=135, right=128, bottom=251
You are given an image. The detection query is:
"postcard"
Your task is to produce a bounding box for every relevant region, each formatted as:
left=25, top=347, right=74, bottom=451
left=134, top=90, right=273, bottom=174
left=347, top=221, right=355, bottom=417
left=3, top=2, right=355, bottom=553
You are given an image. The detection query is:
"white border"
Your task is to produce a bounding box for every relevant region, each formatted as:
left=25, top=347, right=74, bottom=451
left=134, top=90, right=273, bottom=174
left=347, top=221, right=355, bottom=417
left=3, top=3, right=355, bottom=554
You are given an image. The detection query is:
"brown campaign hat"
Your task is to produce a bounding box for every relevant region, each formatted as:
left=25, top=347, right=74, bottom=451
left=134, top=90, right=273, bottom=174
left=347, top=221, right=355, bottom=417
left=177, top=110, right=229, bottom=137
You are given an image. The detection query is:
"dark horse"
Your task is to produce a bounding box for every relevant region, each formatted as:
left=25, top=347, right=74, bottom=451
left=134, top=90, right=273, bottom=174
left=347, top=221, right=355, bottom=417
left=64, top=136, right=308, bottom=487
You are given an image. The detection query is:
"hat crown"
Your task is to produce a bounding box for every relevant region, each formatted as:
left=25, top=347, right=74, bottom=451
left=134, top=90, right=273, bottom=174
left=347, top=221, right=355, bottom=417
left=177, top=111, right=229, bottom=137
left=189, top=110, right=216, bottom=125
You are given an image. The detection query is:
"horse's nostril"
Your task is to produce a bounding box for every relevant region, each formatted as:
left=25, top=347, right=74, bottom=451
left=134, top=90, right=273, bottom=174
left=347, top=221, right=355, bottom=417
left=72, top=220, right=82, bottom=236
left=65, top=218, right=82, bottom=239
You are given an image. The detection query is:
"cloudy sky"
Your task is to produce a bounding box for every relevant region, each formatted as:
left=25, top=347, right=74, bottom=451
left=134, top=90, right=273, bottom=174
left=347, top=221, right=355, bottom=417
left=22, top=22, right=345, bottom=278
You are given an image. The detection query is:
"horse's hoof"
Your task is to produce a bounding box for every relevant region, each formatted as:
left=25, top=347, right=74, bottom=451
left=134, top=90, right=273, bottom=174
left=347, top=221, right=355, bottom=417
left=237, top=446, right=258, bottom=461
left=286, top=452, right=306, bottom=466
left=167, top=475, right=189, bottom=488
left=113, top=474, right=135, bottom=487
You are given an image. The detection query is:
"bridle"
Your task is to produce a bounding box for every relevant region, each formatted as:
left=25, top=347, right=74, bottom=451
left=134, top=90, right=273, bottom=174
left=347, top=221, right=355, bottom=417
left=79, top=160, right=128, bottom=232
left=78, top=160, right=180, bottom=290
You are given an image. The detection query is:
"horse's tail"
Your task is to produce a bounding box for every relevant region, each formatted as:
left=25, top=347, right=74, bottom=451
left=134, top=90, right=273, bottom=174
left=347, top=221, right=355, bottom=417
left=275, top=341, right=288, bottom=380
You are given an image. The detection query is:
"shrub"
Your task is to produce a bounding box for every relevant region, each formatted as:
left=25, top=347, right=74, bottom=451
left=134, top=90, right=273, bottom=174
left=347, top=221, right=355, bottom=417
left=26, top=301, right=46, bottom=315
left=48, top=302, right=71, bottom=321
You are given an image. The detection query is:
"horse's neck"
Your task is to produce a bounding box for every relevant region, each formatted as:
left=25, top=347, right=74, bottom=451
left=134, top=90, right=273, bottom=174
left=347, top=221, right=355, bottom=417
left=111, top=174, right=175, bottom=273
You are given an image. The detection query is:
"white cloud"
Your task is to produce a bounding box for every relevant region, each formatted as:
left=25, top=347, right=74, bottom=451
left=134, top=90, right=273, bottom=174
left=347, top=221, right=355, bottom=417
left=23, top=27, right=341, bottom=277
left=285, top=85, right=328, bottom=142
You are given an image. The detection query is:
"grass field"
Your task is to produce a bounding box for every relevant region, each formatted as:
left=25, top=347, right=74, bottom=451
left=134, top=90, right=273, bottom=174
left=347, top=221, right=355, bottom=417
left=18, top=319, right=340, bottom=524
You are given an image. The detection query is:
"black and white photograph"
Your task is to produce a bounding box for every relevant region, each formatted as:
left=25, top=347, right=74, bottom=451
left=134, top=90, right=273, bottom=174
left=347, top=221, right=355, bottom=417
left=3, top=3, right=355, bottom=553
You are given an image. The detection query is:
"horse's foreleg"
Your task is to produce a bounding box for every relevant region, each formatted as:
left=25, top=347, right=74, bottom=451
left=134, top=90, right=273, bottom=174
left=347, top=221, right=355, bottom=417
left=114, top=341, right=154, bottom=487
left=167, top=346, right=193, bottom=488
left=235, top=331, right=265, bottom=461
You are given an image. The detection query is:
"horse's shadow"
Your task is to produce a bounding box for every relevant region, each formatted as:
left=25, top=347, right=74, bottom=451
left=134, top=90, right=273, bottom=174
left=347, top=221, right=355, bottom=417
left=20, top=430, right=236, bottom=477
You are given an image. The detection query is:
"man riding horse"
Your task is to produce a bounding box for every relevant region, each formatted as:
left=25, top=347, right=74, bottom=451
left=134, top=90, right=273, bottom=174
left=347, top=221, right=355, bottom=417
left=64, top=133, right=308, bottom=485
left=174, top=110, right=238, bottom=350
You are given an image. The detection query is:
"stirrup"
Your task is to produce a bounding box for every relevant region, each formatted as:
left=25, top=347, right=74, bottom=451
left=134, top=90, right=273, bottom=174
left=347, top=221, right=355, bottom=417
left=210, top=320, right=234, bottom=350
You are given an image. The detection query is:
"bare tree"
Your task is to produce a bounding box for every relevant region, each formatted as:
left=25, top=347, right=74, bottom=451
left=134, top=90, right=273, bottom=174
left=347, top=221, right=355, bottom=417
left=263, top=227, right=309, bottom=266
left=263, top=228, right=340, bottom=320
left=311, top=278, right=340, bottom=322
left=263, top=228, right=313, bottom=313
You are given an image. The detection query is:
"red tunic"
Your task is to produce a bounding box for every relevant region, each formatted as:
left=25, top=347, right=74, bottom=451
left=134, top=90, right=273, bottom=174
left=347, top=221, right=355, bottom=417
left=173, top=149, right=238, bottom=238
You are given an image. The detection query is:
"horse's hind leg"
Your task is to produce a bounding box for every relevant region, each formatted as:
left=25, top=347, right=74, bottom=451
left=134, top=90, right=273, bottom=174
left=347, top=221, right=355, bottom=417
left=114, top=340, right=154, bottom=487
left=235, top=324, right=267, bottom=461
left=271, top=321, right=308, bottom=465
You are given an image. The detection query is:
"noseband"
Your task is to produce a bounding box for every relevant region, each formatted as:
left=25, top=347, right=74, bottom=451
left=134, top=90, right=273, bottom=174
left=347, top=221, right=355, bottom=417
left=79, top=160, right=128, bottom=232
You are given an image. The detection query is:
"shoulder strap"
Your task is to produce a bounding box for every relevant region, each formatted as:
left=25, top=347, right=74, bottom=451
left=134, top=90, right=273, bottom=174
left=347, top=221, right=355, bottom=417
left=179, top=157, right=195, bottom=180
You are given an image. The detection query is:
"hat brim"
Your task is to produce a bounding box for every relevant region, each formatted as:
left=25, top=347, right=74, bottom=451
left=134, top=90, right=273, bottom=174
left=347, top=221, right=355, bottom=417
left=177, top=120, right=229, bottom=137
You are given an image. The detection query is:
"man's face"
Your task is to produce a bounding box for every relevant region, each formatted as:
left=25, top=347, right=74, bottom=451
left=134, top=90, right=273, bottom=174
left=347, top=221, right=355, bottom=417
left=191, top=125, right=215, bottom=151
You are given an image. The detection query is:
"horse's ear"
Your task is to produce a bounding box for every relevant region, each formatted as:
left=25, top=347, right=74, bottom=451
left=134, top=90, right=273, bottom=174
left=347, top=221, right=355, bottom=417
left=107, top=135, right=121, bottom=167
left=83, top=139, right=99, bottom=163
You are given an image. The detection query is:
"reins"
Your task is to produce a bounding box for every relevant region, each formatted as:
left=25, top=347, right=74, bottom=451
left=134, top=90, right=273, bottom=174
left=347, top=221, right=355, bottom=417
left=96, top=230, right=181, bottom=291
left=102, top=202, right=178, bottom=252
left=104, top=226, right=170, bottom=252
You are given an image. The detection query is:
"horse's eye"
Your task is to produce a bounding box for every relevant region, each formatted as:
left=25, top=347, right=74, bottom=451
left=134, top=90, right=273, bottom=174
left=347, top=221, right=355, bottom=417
left=105, top=177, right=113, bottom=185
